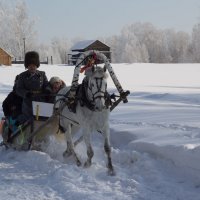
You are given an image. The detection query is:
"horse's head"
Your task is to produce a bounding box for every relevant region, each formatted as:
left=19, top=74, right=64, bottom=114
left=84, top=66, right=108, bottom=111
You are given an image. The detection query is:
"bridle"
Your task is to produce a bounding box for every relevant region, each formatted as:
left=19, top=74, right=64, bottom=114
left=82, top=74, right=107, bottom=111
left=87, top=77, right=107, bottom=102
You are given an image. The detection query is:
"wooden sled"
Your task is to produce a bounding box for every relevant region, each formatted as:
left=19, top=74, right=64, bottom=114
left=0, top=90, right=130, bottom=151
left=1, top=101, right=64, bottom=151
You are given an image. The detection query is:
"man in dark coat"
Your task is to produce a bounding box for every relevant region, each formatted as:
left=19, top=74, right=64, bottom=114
left=16, top=51, right=48, bottom=122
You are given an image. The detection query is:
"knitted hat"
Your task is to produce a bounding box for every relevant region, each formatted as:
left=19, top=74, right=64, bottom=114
left=24, top=51, right=40, bottom=68
left=49, top=76, right=62, bottom=85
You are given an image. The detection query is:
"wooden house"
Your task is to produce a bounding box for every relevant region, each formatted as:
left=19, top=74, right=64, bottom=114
left=0, top=48, right=12, bottom=66
left=68, top=40, right=111, bottom=65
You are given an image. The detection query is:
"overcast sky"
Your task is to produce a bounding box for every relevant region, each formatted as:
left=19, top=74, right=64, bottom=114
left=25, top=0, right=200, bottom=43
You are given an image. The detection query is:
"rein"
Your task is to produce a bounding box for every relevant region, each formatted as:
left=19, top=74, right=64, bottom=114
left=58, top=113, right=79, bottom=126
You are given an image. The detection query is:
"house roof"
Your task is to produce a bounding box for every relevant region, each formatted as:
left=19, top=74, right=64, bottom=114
left=71, top=40, right=96, bottom=51
left=0, top=47, right=13, bottom=57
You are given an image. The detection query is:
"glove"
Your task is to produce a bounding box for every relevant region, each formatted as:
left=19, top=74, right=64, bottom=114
left=26, top=92, right=33, bottom=99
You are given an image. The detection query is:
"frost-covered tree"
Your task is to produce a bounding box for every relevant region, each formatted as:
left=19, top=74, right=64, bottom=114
left=131, top=22, right=171, bottom=63
left=37, top=43, right=50, bottom=63
left=0, top=2, right=12, bottom=52
left=51, top=37, right=72, bottom=64
left=0, top=0, right=37, bottom=59
left=165, top=29, right=190, bottom=63
left=120, top=26, right=149, bottom=63
left=108, top=22, right=171, bottom=63
left=190, top=23, right=200, bottom=62
left=105, top=35, right=123, bottom=63
left=10, top=0, right=37, bottom=59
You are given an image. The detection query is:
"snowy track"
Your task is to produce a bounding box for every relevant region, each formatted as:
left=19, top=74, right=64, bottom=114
left=1, top=130, right=200, bottom=200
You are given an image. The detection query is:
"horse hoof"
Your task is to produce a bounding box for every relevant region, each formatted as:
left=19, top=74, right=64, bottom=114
left=84, top=161, right=91, bottom=168
left=108, top=169, right=116, bottom=176
left=63, top=150, right=72, bottom=158
left=76, top=160, right=82, bottom=167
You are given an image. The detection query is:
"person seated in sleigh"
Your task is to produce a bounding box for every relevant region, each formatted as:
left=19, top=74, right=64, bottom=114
left=45, top=76, right=66, bottom=103
left=1, top=51, right=49, bottom=147
left=15, top=51, right=49, bottom=123
left=2, top=75, right=23, bottom=142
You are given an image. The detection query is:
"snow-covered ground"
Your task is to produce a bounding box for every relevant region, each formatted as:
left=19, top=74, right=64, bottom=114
left=0, top=63, right=200, bottom=200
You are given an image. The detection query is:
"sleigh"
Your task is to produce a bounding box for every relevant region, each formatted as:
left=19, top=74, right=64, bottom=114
left=0, top=50, right=130, bottom=155
left=0, top=101, right=63, bottom=151
left=0, top=92, right=129, bottom=151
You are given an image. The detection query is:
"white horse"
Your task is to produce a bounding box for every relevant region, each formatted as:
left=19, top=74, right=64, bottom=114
left=56, top=66, right=115, bottom=175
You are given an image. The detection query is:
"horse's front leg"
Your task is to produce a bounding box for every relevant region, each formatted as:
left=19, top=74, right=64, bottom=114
left=63, top=124, right=81, bottom=166
left=83, top=128, right=94, bottom=168
left=103, top=126, right=115, bottom=176
left=63, top=141, right=72, bottom=157
left=63, top=126, right=82, bottom=157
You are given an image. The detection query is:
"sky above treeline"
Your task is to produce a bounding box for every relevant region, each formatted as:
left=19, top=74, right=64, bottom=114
left=22, top=0, right=200, bottom=43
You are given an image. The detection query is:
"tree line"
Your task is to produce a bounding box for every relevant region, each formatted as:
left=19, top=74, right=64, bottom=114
left=0, top=0, right=200, bottom=64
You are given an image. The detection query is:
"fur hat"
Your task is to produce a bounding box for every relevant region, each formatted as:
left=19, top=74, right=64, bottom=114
left=49, top=76, right=62, bottom=85
left=24, top=51, right=40, bottom=68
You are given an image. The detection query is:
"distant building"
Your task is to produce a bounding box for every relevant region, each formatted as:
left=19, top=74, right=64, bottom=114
left=0, top=48, right=12, bottom=66
left=68, top=40, right=111, bottom=65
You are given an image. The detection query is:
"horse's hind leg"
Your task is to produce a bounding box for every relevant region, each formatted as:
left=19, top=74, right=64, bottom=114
left=63, top=124, right=81, bottom=166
